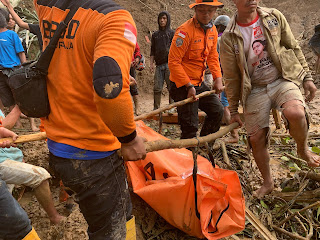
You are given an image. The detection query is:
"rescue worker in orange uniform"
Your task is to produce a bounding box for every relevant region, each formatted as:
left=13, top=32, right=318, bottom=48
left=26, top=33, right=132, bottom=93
left=168, top=0, right=225, bottom=139
left=33, top=0, right=146, bottom=238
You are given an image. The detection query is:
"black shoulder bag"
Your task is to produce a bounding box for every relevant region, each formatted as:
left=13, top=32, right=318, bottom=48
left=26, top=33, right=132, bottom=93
left=8, top=2, right=82, bottom=118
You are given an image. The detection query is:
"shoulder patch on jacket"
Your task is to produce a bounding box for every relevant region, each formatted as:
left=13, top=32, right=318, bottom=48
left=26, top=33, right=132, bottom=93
left=176, top=38, right=184, bottom=47
left=93, top=56, right=123, bottom=99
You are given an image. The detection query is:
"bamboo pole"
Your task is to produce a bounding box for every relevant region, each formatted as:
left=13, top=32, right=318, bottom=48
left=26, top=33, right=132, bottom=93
left=0, top=132, right=47, bottom=144
left=134, top=90, right=216, bottom=121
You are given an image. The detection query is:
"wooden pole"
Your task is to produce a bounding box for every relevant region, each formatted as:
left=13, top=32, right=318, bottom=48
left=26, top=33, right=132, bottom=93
left=1, top=90, right=217, bottom=144
left=134, top=90, right=216, bottom=121
left=144, top=122, right=239, bottom=153
left=0, top=132, right=47, bottom=144
left=1, top=122, right=239, bottom=155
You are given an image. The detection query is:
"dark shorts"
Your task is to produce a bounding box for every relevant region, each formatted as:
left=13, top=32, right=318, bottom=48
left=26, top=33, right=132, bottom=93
left=0, top=178, right=32, bottom=239
left=49, top=152, right=132, bottom=239
left=0, top=72, right=15, bottom=107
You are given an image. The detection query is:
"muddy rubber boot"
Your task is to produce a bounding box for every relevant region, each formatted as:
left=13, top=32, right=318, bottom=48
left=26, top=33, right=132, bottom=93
left=22, top=228, right=40, bottom=240
left=154, top=92, right=161, bottom=110
left=132, top=95, right=140, bottom=116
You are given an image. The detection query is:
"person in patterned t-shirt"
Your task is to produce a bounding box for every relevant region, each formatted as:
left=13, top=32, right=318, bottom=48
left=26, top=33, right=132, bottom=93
left=220, top=0, right=320, bottom=198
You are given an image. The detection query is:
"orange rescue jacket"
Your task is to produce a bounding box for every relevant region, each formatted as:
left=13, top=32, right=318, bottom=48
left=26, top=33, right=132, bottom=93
left=169, top=17, right=222, bottom=88
left=34, top=0, right=137, bottom=151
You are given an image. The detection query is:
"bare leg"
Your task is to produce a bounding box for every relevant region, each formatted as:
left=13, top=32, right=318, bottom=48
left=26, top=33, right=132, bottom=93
left=2, top=105, right=21, bottom=129
left=29, top=118, right=39, bottom=132
left=223, top=107, right=239, bottom=143
left=9, top=105, right=22, bottom=128
left=33, top=180, right=64, bottom=225
left=250, top=128, right=274, bottom=198
left=282, top=100, right=320, bottom=167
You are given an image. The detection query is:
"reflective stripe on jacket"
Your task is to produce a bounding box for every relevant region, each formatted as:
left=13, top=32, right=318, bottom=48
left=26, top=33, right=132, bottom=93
left=220, top=7, right=312, bottom=115
left=169, top=17, right=222, bottom=88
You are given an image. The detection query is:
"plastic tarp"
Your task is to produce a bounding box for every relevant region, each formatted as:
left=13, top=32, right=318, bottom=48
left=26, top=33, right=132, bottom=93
left=126, top=121, right=245, bottom=239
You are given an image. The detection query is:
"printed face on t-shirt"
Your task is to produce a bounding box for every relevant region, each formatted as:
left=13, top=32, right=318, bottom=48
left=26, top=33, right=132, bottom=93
left=237, top=17, right=280, bottom=84
left=252, top=40, right=265, bottom=59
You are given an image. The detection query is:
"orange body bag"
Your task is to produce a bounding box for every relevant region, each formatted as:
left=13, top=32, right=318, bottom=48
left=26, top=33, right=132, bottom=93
left=127, top=121, right=245, bottom=239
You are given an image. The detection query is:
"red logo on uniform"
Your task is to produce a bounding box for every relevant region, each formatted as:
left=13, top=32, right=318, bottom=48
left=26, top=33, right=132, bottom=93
left=253, top=26, right=263, bottom=39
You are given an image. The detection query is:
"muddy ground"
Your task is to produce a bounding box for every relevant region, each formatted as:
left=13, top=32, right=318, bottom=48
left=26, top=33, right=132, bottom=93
left=10, top=0, right=320, bottom=239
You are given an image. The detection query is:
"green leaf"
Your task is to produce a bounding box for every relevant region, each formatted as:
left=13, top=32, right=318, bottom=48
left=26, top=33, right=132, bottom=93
left=282, top=137, right=291, bottom=145
left=312, top=146, right=320, bottom=154
left=288, top=162, right=301, bottom=171
left=281, top=156, right=289, bottom=161
left=260, top=200, right=269, bottom=209
left=317, top=207, right=320, bottom=220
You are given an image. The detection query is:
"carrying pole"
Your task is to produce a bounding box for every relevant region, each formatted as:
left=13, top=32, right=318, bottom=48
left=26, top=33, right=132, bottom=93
left=0, top=123, right=239, bottom=154
left=134, top=90, right=216, bottom=121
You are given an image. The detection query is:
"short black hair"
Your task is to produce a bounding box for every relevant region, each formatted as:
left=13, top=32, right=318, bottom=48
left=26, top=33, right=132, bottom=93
left=0, top=8, right=9, bottom=23
left=0, top=12, right=7, bottom=29
left=159, top=12, right=167, bottom=18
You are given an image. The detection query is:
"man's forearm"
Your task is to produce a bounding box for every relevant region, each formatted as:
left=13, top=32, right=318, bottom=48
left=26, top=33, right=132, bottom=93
left=6, top=3, right=29, bottom=29
left=18, top=52, right=26, bottom=64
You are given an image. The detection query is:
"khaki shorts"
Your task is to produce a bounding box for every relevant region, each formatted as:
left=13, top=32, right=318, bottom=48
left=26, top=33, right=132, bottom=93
left=244, top=78, right=305, bottom=136
left=0, top=159, right=51, bottom=190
